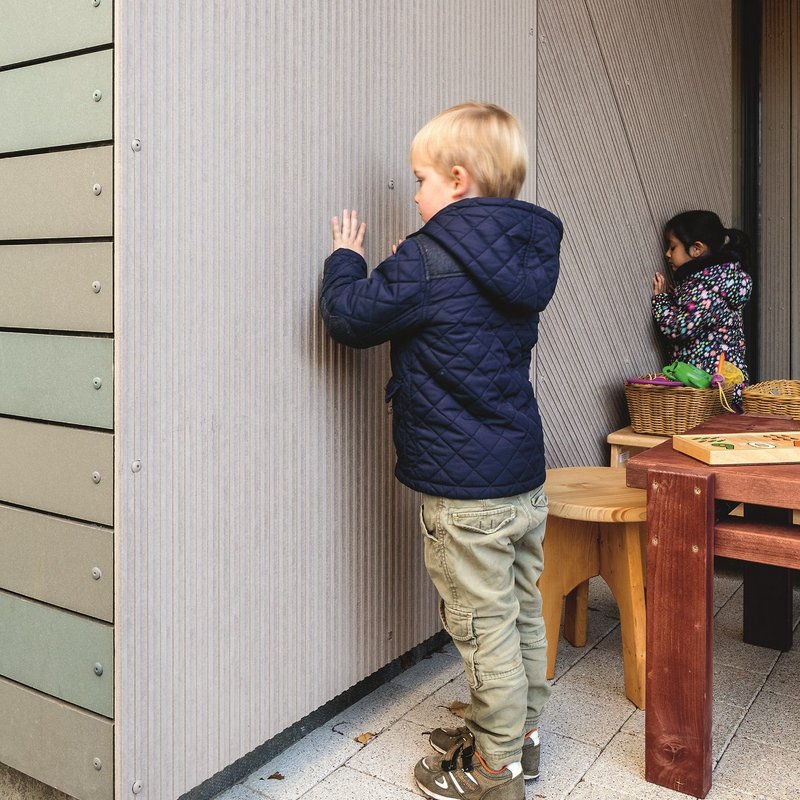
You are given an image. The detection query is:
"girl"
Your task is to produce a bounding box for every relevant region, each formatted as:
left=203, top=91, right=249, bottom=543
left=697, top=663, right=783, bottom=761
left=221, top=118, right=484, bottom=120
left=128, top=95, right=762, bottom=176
left=652, top=210, right=752, bottom=404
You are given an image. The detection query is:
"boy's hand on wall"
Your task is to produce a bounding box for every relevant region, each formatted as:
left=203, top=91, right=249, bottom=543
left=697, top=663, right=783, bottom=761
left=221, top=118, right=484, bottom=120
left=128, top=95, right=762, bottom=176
left=331, top=209, right=367, bottom=257
left=652, top=272, right=666, bottom=296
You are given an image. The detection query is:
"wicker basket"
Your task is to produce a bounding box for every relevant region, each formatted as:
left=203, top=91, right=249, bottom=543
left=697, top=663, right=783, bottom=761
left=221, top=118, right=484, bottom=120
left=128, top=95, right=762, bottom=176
left=742, top=380, right=800, bottom=419
left=624, top=377, right=731, bottom=435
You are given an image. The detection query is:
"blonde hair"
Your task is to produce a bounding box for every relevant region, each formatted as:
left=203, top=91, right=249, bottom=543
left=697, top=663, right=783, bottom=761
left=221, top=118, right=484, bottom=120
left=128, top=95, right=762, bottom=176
left=410, top=102, right=528, bottom=198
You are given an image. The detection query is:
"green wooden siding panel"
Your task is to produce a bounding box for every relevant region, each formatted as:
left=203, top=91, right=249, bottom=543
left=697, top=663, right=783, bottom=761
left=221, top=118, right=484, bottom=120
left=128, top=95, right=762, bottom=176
left=0, top=418, right=112, bottom=525
left=0, top=146, right=112, bottom=240
left=0, top=676, right=113, bottom=800
left=0, top=591, right=113, bottom=717
left=0, top=242, right=113, bottom=332
left=0, top=332, right=113, bottom=429
left=0, top=50, right=112, bottom=155
left=0, top=505, right=112, bottom=621
left=0, top=0, right=112, bottom=68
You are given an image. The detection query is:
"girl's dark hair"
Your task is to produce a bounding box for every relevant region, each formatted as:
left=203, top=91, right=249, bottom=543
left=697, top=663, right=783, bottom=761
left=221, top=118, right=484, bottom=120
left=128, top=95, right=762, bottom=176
left=664, top=210, right=751, bottom=271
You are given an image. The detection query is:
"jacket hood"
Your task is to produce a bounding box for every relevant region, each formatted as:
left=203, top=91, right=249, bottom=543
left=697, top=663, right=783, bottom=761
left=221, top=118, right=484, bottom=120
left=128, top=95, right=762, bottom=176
left=415, top=197, right=563, bottom=313
left=674, top=259, right=750, bottom=309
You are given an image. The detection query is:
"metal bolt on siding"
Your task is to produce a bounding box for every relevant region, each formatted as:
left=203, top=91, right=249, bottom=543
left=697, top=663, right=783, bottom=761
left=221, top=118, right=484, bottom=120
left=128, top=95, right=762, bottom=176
left=131, top=138, right=142, bottom=152
left=93, top=377, right=103, bottom=389
left=93, top=90, right=102, bottom=102
left=131, top=460, right=142, bottom=473
left=93, top=759, right=102, bottom=771
left=94, top=663, right=104, bottom=676
left=93, top=183, right=102, bottom=196
left=92, top=567, right=102, bottom=580
left=92, top=281, right=102, bottom=293
left=92, top=471, right=102, bottom=484
left=132, top=781, right=143, bottom=794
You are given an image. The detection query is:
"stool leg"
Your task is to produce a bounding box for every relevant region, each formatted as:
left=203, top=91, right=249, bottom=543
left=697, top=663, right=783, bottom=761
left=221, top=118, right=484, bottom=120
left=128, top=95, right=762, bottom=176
left=563, top=581, right=589, bottom=647
left=600, top=521, right=646, bottom=708
left=539, top=517, right=598, bottom=679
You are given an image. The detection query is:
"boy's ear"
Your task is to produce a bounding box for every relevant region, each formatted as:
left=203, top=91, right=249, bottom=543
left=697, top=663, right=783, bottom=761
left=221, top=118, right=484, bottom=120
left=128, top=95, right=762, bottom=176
left=450, top=165, right=477, bottom=199
left=689, top=241, right=709, bottom=258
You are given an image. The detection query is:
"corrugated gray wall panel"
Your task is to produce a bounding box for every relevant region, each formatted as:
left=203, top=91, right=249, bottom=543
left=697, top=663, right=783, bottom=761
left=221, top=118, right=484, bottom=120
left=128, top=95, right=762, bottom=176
left=794, top=1, right=800, bottom=378
left=536, top=0, right=733, bottom=467
left=115, top=3, right=536, bottom=797
left=760, top=0, right=795, bottom=379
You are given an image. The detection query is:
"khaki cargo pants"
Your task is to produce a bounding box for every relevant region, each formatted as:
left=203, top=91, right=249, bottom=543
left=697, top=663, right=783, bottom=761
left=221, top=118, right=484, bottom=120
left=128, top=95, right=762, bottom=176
left=420, top=485, right=550, bottom=770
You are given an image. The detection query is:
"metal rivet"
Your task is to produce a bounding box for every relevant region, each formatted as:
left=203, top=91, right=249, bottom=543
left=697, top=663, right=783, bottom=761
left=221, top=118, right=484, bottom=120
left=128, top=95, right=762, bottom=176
left=131, top=460, right=142, bottom=473
left=92, top=280, right=102, bottom=293
left=694, top=486, right=702, bottom=495
left=92, top=567, right=102, bottom=580
left=92, top=471, right=102, bottom=484
left=692, top=545, right=699, bottom=553
left=93, top=377, right=103, bottom=390
left=94, top=758, right=103, bottom=771
left=651, top=481, right=660, bottom=490
left=131, top=138, right=141, bottom=152
left=93, top=0, right=101, bottom=6
left=387, top=180, right=395, bottom=189
left=93, top=89, right=102, bottom=102
left=651, top=537, right=659, bottom=546
left=93, top=183, right=102, bottom=196
left=132, top=781, right=143, bottom=794
left=94, top=663, right=104, bottom=676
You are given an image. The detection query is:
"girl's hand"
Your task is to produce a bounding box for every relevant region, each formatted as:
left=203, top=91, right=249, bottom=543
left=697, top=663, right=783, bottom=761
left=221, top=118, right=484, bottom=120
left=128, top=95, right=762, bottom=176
left=391, top=238, right=404, bottom=255
left=652, top=272, right=666, bottom=296
left=331, top=209, right=367, bottom=256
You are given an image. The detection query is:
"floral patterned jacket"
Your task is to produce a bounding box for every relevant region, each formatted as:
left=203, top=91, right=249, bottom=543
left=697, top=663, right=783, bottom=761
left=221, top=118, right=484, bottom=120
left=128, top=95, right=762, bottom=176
left=651, top=258, right=752, bottom=402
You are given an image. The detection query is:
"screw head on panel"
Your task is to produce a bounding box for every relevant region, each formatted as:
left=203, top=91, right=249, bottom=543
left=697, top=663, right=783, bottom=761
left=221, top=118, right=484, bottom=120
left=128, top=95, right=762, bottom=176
left=92, top=471, right=102, bottom=484
left=93, top=758, right=103, bottom=771
left=94, top=663, right=104, bottom=676
left=131, top=138, right=142, bottom=152
left=387, top=180, right=395, bottom=190
left=93, top=377, right=103, bottom=390
left=92, top=567, right=102, bottom=580
left=93, top=89, right=102, bottom=102
left=92, top=280, right=102, bottom=293
left=93, top=0, right=101, bottom=6
left=132, top=781, right=143, bottom=794
left=131, top=460, right=142, bottom=473
left=93, top=183, right=102, bottom=196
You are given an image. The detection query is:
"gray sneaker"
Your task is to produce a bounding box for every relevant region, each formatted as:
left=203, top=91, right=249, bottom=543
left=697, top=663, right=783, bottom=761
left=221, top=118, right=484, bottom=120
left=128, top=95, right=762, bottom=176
left=415, top=733, right=523, bottom=800
left=429, top=726, right=540, bottom=780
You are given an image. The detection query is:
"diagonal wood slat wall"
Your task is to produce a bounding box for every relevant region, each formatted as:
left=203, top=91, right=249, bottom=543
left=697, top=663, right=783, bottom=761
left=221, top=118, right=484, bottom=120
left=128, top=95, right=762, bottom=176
left=536, top=0, right=733, bottom=467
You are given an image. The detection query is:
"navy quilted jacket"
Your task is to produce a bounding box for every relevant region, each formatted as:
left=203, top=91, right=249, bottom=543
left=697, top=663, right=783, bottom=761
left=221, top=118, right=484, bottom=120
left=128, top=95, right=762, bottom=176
left=320, top=197, right=562, bottom=499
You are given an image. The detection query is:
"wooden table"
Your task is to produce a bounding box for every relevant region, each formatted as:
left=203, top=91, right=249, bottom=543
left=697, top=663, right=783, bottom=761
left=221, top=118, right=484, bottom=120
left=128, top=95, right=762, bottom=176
left=607, top=426, right=668, bottom=468
left=626, top=414, right=800, bottom=798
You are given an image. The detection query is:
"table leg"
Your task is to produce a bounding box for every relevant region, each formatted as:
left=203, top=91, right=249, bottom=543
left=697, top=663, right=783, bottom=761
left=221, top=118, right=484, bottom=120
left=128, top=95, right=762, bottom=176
left=645, top=469, right=715, bottom=798
left=742, top=504, right=794, bottom=651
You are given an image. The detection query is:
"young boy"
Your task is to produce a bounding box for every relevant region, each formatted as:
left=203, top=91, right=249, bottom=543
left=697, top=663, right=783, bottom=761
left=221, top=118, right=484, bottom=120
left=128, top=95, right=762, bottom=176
left=320, top=102, right=562, bottom=800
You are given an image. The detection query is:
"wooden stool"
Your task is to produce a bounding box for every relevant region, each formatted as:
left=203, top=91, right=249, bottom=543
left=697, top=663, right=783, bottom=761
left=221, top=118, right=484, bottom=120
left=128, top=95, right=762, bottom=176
left=540, top=467, right=647, bottom=708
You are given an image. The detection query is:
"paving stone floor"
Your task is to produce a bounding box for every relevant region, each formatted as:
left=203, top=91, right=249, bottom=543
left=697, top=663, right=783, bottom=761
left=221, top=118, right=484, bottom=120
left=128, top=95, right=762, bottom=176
left=214, top=562, right=800, bottom=800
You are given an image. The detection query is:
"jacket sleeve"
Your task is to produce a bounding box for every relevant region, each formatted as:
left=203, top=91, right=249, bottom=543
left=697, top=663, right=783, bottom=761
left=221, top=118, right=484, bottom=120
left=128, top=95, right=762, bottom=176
left=651, top=284, right=730, bottom=342
left=319, top=239, right=427, bottom=348
left=652, top=269, right=752, bottom=343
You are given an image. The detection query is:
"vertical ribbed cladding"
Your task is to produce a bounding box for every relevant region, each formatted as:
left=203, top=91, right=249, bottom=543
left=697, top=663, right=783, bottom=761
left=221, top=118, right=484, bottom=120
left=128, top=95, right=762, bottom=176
left=760, top=1, right=793, bottom=378
left=536, top=0, right=733, bottom=467
left=116, top=2, right=537, bottom=797
left=793, top=1, right=800, bottom=379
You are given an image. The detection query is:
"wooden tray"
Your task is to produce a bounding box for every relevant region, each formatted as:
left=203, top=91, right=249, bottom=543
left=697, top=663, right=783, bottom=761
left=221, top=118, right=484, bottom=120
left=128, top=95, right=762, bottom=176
left=672, top=431, right=800, bottom=465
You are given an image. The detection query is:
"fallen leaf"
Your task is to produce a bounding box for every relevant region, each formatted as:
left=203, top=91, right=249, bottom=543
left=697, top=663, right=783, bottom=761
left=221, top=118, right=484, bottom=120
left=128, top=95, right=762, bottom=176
left=268, top=772, right=284, bottom=780
left=449, top=700, right=469, bottom=718
left=355, top=731, right=377, bottom=745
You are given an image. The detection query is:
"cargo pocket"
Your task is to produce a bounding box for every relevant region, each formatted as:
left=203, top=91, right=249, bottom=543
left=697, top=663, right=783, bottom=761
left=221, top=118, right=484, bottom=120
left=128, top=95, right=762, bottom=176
left=451, top=505, right=516, bottom=535
left=439, top=600, right=479, bottom=688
